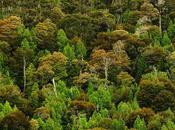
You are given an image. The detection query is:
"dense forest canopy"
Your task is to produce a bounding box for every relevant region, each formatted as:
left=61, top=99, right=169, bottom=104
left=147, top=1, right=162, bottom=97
left=1, top=0, right=175, bottom=129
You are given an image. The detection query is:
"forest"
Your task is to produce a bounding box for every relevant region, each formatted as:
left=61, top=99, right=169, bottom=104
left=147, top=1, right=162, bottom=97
left=0, top=0, right=175, bottom=129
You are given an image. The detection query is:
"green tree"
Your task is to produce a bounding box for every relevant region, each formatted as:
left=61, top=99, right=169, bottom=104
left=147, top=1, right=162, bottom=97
left=161, top=125, right=168, bottom=130
left=35, top=19, right=57, bottom=50
left=37, top=52, right=67, bottom=84
left=134, top=55, right=147, bottom=82
left=26, top=63, right=37, bottom=96
left=0, top=101, right=17, bottom=120
left=134, top=116, right=147, bottom=130
left=161, top=31, right=171, bottom=46
left=89, top=84, right=112, bottom=110
left=56, top=29, right=69, bottom=51
left=88, top=109, right=109, bottom=128
left=116, top=101, right=139, bottom=120
left=75, top=39, right=87, bottom=61
left=29, top=83, right=39, bottom=108
left=72, top=114, right=89, bottom=130
left=165, top=120, right=175, bottom=130
left=63, top=44, right=75, bottom=62
left=167, top=20, right=175, bottom=39
left=45, top=118, right=61, bottom=130
left=111, top=119, right=127, bottom=130
left=67, top=86, right=80, bottom=100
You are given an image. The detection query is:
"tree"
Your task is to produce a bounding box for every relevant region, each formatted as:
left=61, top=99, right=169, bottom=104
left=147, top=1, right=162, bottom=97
left=63, top=44, right=75, bottom=63
left=6, top=25, right=36, bottom=87
left=161, top=125, right=168, bottom=130
left=134, top=116, right=147, bottom=130
left=43, top=95, right=66, bottom=128
left=137, top=70, right=175, bottom=112
left=75, top=39, right=87, bottom=61
left=165, top=120, right=175, bottom=130
left=35, top=19, right=57, bottom=50
left=21, top=38, right=30, bottom=92
left=142, top=46, right=167, bottom=69
left=70, top=100, right=96, bottom=118
left=0, top=41, right=11, bottom=73
left=72, top=114, right=89, bottom=130
left=29, top=83, right=39, bottom=108
left=140, top=1, right=159, bottom=21
left=90, top=49, right=117, bottom=87
left=37, top=51, right=67, bottom=84
left=161, top=31, right=171, bottom=47
left=0, top=101, right=17, bottom=120
left=0, top=84, right=30, bottom=112
left=59, top=12, right=115, bottom=46
left=167, top=20, right=175, bottom=39
left=93, top=30, right=130, bottom=50
left=157, top=0, right=165, bottom=36
left=127, top=107, right=155, bottom=128
left=134, top=55, right=147, bottom=82
left=50, top=7, right=65, bottom=24
left=111, top=119, right=127, bottom=130
left=116, top=101, right=134, bottom=120
left=25, top=63, right=37, bottom=96
left=117, top=71, right=134, bottom=86
left=56, top=29, right=69, bottom=51
left=0, top=16, right=23, bottom=45
left=88, top=109, right=110, bottom=128
left=89, top=84, right=112, bottom=110
left=90, top=45, right=130, bottom=86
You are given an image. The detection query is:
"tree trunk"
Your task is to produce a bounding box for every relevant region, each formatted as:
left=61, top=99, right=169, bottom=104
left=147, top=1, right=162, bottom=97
left=104, top=58, right=109, bottom=88
left=159, top=8, right=162, bottom=37
left=52, top=78, right=58, bottom=98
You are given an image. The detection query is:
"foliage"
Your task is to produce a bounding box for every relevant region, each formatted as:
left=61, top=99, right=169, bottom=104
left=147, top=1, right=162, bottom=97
left=56, top=29, right=69, bottom=51
left=37, top=51, right=67, bottom=84
left=35, top=19, right=57, bottom=50
left=0, top=111, right=30, bottom=130
left=138, top=71, right=175, bottom=112
left=63, top=44, right=75, bottom=62
left=89, top=84, right=112, bottom=109
left=133, top=116, right=147, bottom=130
left=1, top=0, right=175, bottom=129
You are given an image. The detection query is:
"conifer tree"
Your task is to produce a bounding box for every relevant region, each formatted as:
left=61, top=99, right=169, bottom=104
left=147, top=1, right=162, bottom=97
left=57, top=29, right=69, bottom=51
left=75, top=39, right=87, bottom=61
left=63, top=44, right=75, bottom=63
left=167, top=20, right=175, bottom=39
left=134, top=116, right=147, bottom=130
left=29, top=83, right=39, bottom=108
left=111, top=119, right=127, bottom=130
left=161, top=31, right=171, bottom=46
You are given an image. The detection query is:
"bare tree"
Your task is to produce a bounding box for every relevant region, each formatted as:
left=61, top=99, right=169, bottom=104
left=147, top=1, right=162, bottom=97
left=103, top=57, right=111, bottom=88
left=157, top=0, right=165, bottom=36
left=52, top=78, right=58, bottom=98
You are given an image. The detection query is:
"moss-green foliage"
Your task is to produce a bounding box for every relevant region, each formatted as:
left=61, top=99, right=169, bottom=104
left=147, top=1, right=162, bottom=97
left=0, top=111, right=30, bottom=130
left=89, top=84, right=112, bottom=109
left=138, top=71, right=175, bottom=112
left=133, top=116, right=147, bottom=130
left=1, top=0, right=175, bottom=129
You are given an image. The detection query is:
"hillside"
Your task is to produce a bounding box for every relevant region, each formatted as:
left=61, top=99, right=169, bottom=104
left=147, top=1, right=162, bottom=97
left=1, top=0, right=175, bottom=129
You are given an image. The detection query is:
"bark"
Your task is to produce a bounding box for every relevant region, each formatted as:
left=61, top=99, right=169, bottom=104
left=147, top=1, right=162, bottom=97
left=52, top=78, right=58, bottom=98
left=104, top=57, right=110, bottom=88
